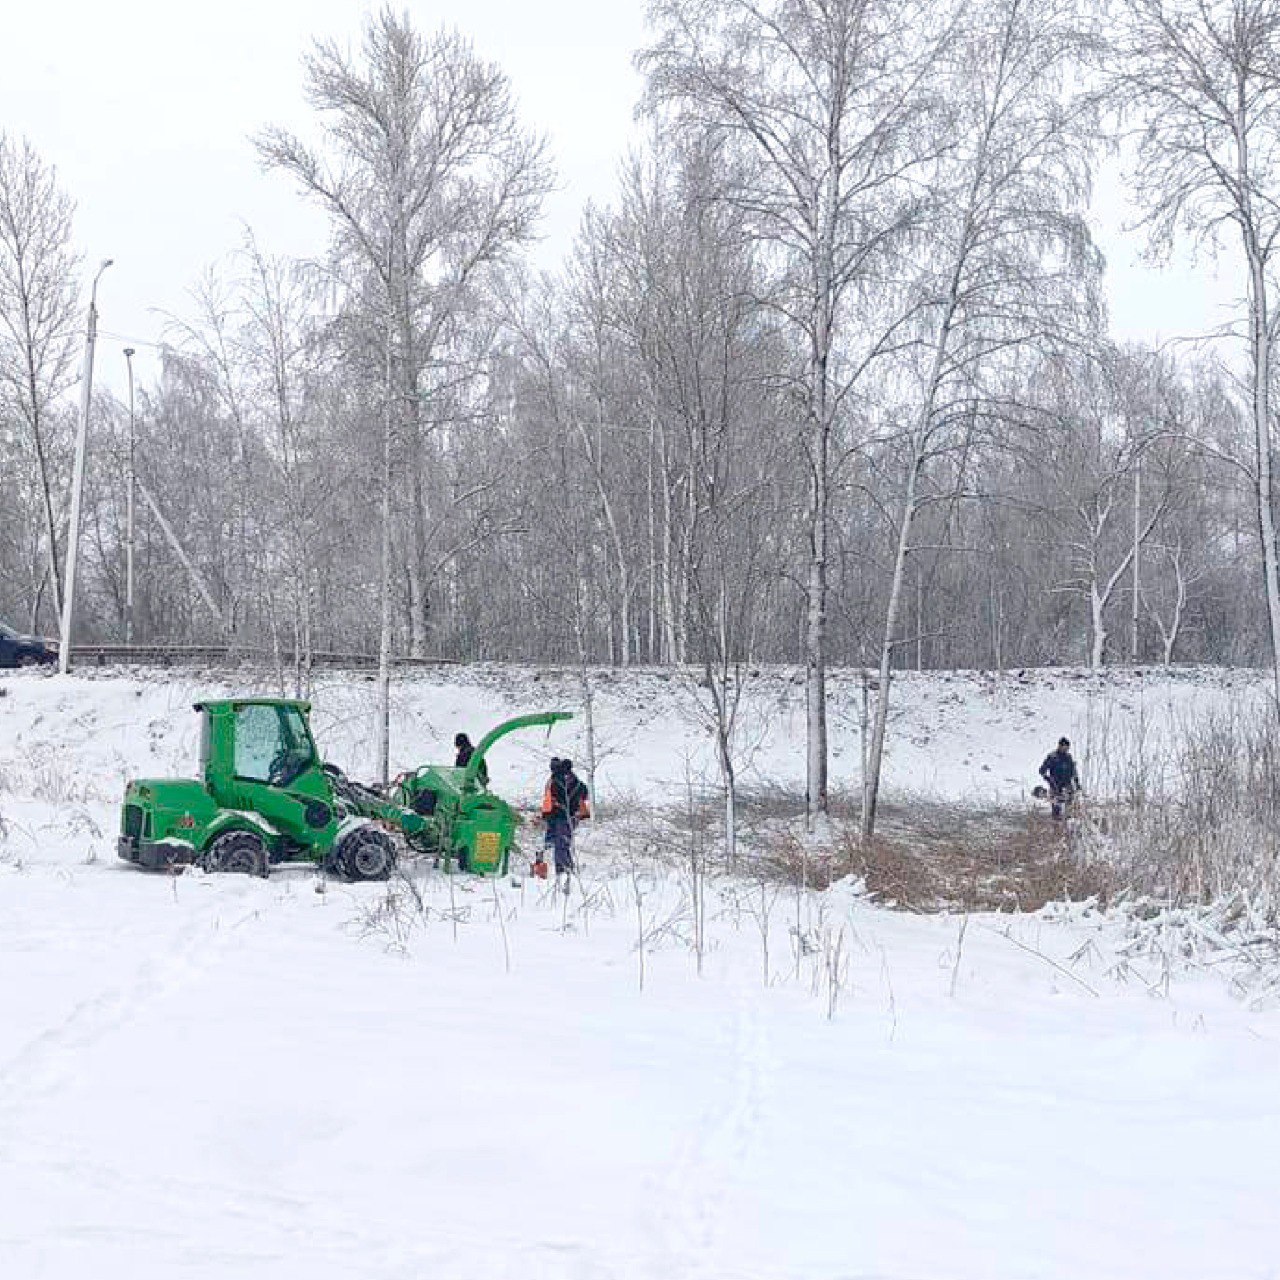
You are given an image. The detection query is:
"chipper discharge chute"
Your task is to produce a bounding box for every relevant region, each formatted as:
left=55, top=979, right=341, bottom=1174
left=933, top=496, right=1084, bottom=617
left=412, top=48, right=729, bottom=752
left=390, top=711, right=573, bottom=875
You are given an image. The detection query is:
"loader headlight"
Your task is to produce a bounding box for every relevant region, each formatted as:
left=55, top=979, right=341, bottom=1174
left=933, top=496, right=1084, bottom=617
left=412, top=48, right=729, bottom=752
left=304, top=801, right=332, bottom=830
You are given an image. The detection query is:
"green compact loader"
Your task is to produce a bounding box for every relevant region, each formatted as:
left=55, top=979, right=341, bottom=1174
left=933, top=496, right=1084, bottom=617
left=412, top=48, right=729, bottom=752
left=117, top=699, right=571, bottom=881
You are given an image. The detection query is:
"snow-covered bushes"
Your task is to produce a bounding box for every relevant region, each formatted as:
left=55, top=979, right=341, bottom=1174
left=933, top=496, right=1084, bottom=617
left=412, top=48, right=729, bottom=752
left=1075, top=704, right=1280, bottom=917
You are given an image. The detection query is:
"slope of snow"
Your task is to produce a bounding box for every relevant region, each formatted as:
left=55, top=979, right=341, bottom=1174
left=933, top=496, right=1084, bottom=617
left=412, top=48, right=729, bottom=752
left=1, top=664, right=1277, bottom=1279
left=0, top=661, right=1266, bottom=819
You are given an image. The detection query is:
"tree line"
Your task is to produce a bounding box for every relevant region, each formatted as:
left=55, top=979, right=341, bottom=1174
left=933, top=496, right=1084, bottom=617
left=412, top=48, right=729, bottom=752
left=4, top=0, right=1280, bottom=828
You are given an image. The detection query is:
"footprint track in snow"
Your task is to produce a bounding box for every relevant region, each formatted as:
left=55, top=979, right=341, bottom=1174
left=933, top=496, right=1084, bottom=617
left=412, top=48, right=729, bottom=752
left=645, top=978, right=773, bottom=1279
left=0, top=898, right=262, bottom=1112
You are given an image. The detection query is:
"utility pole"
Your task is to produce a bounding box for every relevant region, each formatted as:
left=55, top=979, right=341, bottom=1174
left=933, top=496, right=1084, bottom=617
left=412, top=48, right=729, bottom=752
left=123, top=346, right=136, bottom=647
left=58, top=258, right=113, bottom=675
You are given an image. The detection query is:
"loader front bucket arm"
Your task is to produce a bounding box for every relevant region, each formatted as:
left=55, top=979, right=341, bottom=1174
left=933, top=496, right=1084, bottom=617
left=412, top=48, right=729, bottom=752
left=463, top=711, right=573, bottom=792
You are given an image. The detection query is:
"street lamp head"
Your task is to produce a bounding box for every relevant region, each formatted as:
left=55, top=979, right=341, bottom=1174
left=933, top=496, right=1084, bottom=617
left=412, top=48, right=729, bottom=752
left=88, top=258, right=114, bottom=307
left=123, top=347, right=135, bottom=359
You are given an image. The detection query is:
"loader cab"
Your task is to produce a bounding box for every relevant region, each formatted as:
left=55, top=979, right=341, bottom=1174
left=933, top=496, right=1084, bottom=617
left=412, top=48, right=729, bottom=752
left=197, top=698, right=324, bottom=795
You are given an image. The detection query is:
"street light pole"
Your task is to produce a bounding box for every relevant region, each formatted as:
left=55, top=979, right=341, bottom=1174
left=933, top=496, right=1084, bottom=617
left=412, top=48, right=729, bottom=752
left=58, top=257, right=113, bottom=675
left=123, top=345, right=136, bottom=648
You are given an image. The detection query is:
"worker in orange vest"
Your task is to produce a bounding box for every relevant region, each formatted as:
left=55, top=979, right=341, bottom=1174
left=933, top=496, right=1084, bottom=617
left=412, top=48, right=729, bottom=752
left=540, top=756, right=589, bottom=891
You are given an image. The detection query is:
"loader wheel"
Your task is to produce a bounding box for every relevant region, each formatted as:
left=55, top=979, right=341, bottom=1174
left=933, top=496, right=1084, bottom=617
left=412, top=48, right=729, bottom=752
left=336, top=827, right=395, bottom=882
left=202, top=830, right=267, bottom=877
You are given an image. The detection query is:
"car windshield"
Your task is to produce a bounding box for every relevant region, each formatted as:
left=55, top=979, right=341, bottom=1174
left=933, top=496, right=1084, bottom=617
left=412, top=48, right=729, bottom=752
left=0, top=622, right=16, bottom=639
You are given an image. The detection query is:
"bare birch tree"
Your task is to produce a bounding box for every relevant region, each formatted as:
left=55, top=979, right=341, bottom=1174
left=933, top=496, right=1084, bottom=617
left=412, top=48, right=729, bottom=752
left=860, top=0, right=1102, bottom=838
left=239, top=236, right=329, bottom=691
left=1034, top=357, right=1178, bottom=669
left=1116, top=0, right=1280, bottom=706
left=164, top=268, right=260, bottom=639
left=608, top=135, right=785, bottom=861
left=643, top=0, right=946, bottom=828
left=561, top=213, right=645, bottom=667
left=0, top=133, right=80, bottom=632
left=258, top=6, right=550, bottom=778
left=257, top=5, right=552, bottom=654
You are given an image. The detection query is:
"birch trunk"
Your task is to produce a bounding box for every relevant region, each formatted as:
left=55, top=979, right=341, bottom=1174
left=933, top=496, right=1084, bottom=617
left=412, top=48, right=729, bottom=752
left=1246, top=242, right=1280, bottom=710
left=579, top=665, right=598, bottom=820
left=576, top=407, right=633, bottom=667
left=1088, top=506, right=1165, bottom=673
left=804, top=241, right=834, bottom=829
left=862, top=261, right=959, bottom=840
left=24, top=380, right=63, bottom=624
left=400, top=292, right=432, bottom=659
left=1131, top=459, right=1141, bottom=661
left=862, top=451, right=920, bottom=842
left=1150, top=546, right=1187, bottom=666
left=1089, top=582, right=1107, bottom=669
left=720, top=729, right=737, bottom=868
left=646, top=416, right=660, bottom=662
left=804, top=496, right=828, bottom=826
left=376, top=328, right=394, bottom=787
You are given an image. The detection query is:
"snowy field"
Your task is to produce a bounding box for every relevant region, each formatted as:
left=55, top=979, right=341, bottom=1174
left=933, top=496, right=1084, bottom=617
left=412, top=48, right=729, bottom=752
left=2, top=664, right=1278, bottom=1279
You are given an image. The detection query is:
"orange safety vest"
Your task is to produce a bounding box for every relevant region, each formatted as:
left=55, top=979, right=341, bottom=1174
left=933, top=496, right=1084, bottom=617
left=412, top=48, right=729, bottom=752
left=542, top=776, right=590, bottom=820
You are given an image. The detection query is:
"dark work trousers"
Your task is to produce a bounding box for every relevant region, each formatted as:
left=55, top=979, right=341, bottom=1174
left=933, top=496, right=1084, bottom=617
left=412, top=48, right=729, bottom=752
left=546, top=816, right=575, bottom=873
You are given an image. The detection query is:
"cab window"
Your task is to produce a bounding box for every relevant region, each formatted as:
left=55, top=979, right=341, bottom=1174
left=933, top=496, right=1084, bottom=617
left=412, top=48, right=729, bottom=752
left=234, top=705, right=282, bottom=782
left=232, top=704, right=315, bottom=785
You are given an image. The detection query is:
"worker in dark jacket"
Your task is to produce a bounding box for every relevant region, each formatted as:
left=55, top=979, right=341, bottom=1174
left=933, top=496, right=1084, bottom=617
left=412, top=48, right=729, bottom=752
left=454, top=733, right=488, bottom=788
left=541, top=756, right=590, bottom=890
left=1039, top=737, right=1079, bottom=819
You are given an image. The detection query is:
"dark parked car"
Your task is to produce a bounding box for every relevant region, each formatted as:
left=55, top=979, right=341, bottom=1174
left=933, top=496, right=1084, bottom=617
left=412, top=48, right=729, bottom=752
left=0, top=621, right=56, bottom=667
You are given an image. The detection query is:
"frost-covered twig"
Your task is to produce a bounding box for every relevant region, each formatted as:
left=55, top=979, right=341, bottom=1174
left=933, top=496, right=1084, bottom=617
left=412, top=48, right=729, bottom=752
left=982, top=923, right=1100, bottom=997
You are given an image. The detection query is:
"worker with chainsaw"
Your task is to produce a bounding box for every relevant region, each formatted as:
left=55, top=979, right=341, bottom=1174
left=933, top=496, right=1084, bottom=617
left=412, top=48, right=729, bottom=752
left=454, top=732, right=489, bottom=788
left=1038, top=737, right=1080, bottom=819
left=540, top=756, right=590, bottom=889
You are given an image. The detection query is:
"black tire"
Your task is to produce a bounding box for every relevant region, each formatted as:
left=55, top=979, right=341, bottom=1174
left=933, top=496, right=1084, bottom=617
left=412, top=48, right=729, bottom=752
left=202, top=830, right=267, bottom=877
left=336, top=826, right=395, bottom=882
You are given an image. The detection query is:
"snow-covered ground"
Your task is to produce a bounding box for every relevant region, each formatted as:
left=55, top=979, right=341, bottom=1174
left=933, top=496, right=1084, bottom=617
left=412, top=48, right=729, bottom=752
left=2, top=664, right=1278, bottom=1279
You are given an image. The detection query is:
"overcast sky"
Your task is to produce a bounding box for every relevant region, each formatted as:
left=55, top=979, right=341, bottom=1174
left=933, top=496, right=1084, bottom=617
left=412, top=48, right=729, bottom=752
left=1, top=0, right=648, bottom=394
left=0, top=0, right=1240, bottom=398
